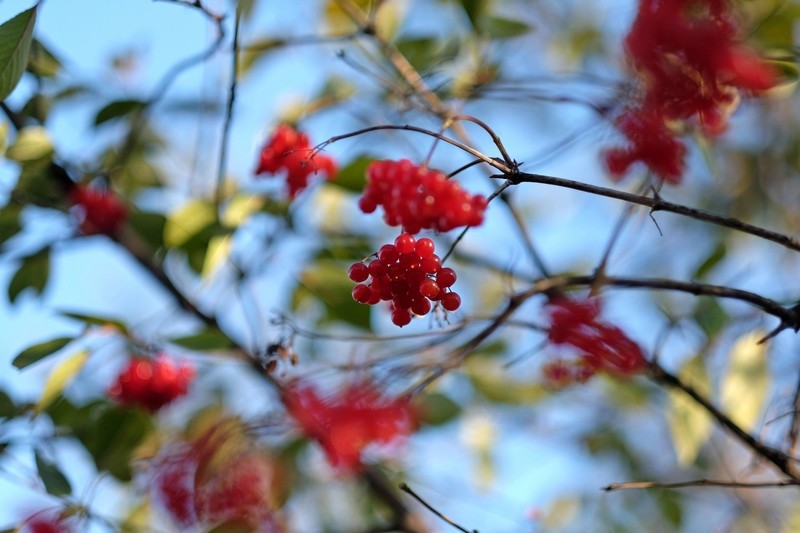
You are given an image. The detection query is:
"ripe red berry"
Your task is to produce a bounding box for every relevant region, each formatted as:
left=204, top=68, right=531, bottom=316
left=419, top=279, right=440, bottom=300
left=391, top=306, right=412, bottom=327
left=352, top=284, right=372, bottom=304
left=348, top=262, right=369, bottom=282
left=420, top=254, right=442, bottom=274
left=108, top=355, right=194, bottom=412
left=436, top=267, right=457, bottom=288
left=415, top=238, right=435, bottom=258
left=411, top=297, right=431, bottom=316
left=395, top=233, right=416, bottom=254
left=70, top=184, right=128, bottom=236
left=441, top=291, right=461, bottom=311
left=378, top=244, right=400, bottom=264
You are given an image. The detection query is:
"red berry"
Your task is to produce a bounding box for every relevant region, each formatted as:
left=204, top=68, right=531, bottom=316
left=368, top=259, right=388, bottom=277
left=419, top=279, right=440, bottom=299
left=411, top=298, right=431, bottom=316
left=436, top=267, right=457, bottom=288
left=348, top=262, right=369, bottom=282
left=352, top=284, right=372, bottom=304
left=395, top=233, right=416, bottom=254
left=391, top=307, right=412, bottom=327
left=399, top=252, right=421, bottom=271
left=420, top=254, right=442, bottom=274
left=441, top=291, right=461, bottom=311
left=378, top=244, right=400, bottom=264
left=415, top=238, right=435, bottom=258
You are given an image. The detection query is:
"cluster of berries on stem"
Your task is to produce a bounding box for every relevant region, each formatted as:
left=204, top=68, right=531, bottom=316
left=605, top=0, right=777, bottom=183
left=282, top=380, right=416, bottom=472
left=70, top=183, right=128, bottom=236
left=107, top=354, right=195, bottom=412
left=254, top=123, right=336, bottom=198
left=541, top=296, right=647, bottom=386
left=359, top=159, right=487, bottom=234
left=349, top=233, right=461, bottom=327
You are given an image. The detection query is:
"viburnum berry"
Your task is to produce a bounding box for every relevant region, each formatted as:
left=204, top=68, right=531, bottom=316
left=606, top=0, right=778, bottom=183
left=108, top=354, right=195, bottom=412
left=19, top=511, right=73, bottom=533
left=542, top=296, right=646, bottom=385
left=349, top=234, right=462, bottom=326
left=358, top=159, right=487, bottom=233
left=282, top=380, right=416, bottom=472
left=254, top=124, right=336, bottom=198
left=70, top=184, right=128, bottom=236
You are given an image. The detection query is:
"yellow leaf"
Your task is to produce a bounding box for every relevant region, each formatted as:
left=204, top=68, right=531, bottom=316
left=163, top=199, right=216, bottom=248
left=221, top=193, right=263, bottom=228
left=201, top=235, right=231, bottom=279
left=6, top=125, right=53, bottom=162
left=666, top=355, right=713, bottom=466
left=36, top=350, right=89, bottom=412
left=721, top=330, right=770, bottom=432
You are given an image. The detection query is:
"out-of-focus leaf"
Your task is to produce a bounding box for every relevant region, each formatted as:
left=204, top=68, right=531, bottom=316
left=27, top=38, right=60, bottom=77
left=238, top=37, right=285, bottom=77
left=46, top=400, right=155, bottom=481
left=485, top=17, right=533, bottom=40
left=0, top=203, right=21, bottom=245
left=171, top=329, right=235, bottom=351
left=6, top=125, right=53, bottom=162
left=667, top=355, right=713, bottom=466
left=8, top=247, right=50, bottom=303
left=540, top=498, right=581, bottom=530
left=693, top=297, right=728, bottom=338
left=36, top=350, right=90, bottom=412
left=21, top=93, right=49, bottom=123
left=459, top=0, right=489, bottom=33
left=35, top=451, right=71, bottom=496
left=0, top=6, right=36, bottom=100
left=94, top=99, right=145, bottom=126
left=222, top=193, right=264, bottom=228
left=331, top=154, right=374, bottom=193
left=418, top=393, right=460, bottom=426
left=323, top=0, right=369, bottom=32
left=12, top=336, right=72, bottom=369
left=127, top=210, right=166, bottom=251
left=374, top=1, right=402, bottom=41
left=692, top=242, right=726, bottom=280
left=59, top=310, right=127, bottom=333
left=201, top=235, right=231, bottom=278
left=293, top=259, right=371, bottom=329
left=164, top=199, right=217, bottom=248
left=782, top=503, right=800, bottom=533
left=0, top=390, right=16, bottom=418
left=466, top=358, right=546, bottom=404
left=729, top=514, right=773, bottom=533
left=657, top=490, right=684, bottom=528
left=119, top=499, right=151, bottom=533
left=721, top=331, right=769, bottom=432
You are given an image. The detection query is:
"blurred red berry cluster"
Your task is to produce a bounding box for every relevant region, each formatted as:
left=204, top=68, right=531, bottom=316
left=350, top=233, right=461, bottom=327
left=69, top=184, right=127, bottom=236
left=107, top=355, right=194, bottom=412
left=605, top=0, right=777, bottom=183
left=19, top=511, right=72, bottom=533
left=283, top=381, right=416, bottom=472
left=150, top=422, right=284, bottom=532
left=542, top=297, right=647, bottom=386
left=254, top=124, right=336, bottom=198
left=359, top=159, right=487, bottom=234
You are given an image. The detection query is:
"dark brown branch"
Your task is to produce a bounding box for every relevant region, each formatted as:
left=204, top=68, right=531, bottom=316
left=214, top=5, right=240, bottom=208
left=399, top=483, right=477, bottom=533
left=503, top=172, right=800, bottom=254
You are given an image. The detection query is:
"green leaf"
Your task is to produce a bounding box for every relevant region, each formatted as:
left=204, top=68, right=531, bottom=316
left=8, top=247, right=50, bottom=303
left=0, top=390, right=16, bottom=418
left=485, top=17, right=533, bottom=40
left=12, top=336, right=73, bottom=369
left=164, top=199, right=217, bottom=248
left=692, top=243, right=726, bottom=280
left=666, top=355, right=713, bottom=466
left=6, top=125, right=53, bottom=162
left=693, top=297, right=729, bottom=338
left=27, top=38, right=61, bottom=77
left=127, top=210, right=166, bottom=251
left=37, top=350, right=90, bottom=412
left=59, top=310, right=128, bottom=333
left=418, top=393, right=460, bottom=426
left=94, top=99, right=145, bottom=126
left=459, top=0, right=489, bottom=33
left=466, top=358, right=547, bottom=404
left=0, top=6, right=36, bottom=100
left=0, top=203, right=21, bottom=245
left=171, top=329, right=235, bottom=351
left=331, top=155, right=374, bottom=193
left=293, top=259, right=372, bottom=329
left=720, top=331, right=770, bottom=432
left=35, top=451, right=71, bottom=496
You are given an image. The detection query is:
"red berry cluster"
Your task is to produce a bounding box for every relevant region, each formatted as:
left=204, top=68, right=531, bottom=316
left=19, top=511, right=73, bottom=533
left=254, top=123, right=336, bottom=198
left=150, top=422, right=284, bottom=532
left=70, top=184, right=128, bottom=236
left=283, top=380, right=416, bottom=472
left=358, top=159, right=487, bottom=234
left=108, top=355, right=195, bottom=412
left=605, top=0, right=778, bottom=183
left=349, top=233, right=461, bottom=327
left=542, top=297, right=646, bottom=386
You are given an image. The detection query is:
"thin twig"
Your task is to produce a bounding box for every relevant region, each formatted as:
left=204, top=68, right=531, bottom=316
left=399, top=483, right=478, bottom=533
left=503, top=172, right=800, bottom=254
left=603, top=478, right=800, bottom=491
left=215, top=5, right=240, bottom=209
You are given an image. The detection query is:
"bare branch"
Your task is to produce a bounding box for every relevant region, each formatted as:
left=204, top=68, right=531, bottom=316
left=604, top=478, right=800, bottom=491
left=399, top=483, right=478, bottom=533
